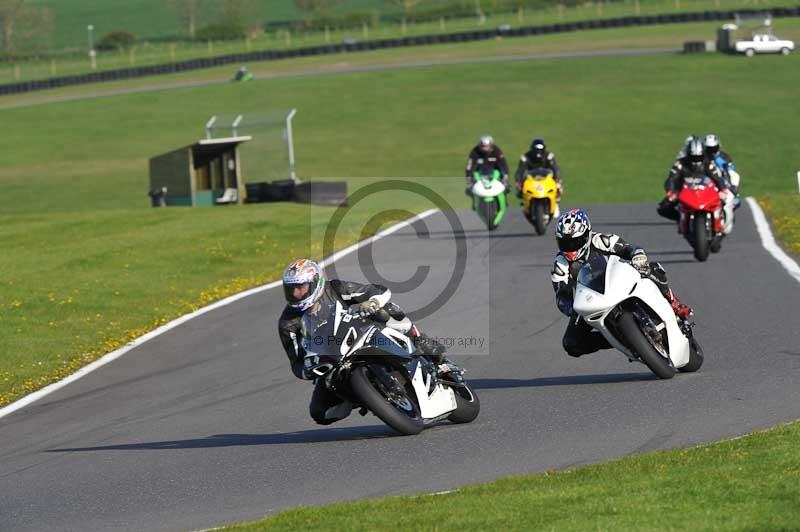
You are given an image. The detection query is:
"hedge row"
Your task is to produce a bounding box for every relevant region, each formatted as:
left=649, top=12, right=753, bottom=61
left=2, top=7, right=798, bottom=96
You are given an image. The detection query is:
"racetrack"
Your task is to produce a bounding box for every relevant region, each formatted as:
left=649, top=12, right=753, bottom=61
left=1, top=202, right=799, bottom=532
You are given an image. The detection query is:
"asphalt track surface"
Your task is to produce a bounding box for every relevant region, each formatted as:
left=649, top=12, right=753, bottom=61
left=0, top=47, right=677, bottom=111
left=2, top=202, right=799, bottom=531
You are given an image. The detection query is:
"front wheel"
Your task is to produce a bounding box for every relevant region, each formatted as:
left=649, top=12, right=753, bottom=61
left=447, top=383, right=480, bottom=424
left=679, top=335, right=704, bottom=373
left=692, top=215, right=710, bottom=262
left=350, top=365, right=424, bottom=435
left=617, top=312, right=676, bottom=379
left=483, top=199, right=498, bottom=231
left=533, top=200, right=547, bottom=235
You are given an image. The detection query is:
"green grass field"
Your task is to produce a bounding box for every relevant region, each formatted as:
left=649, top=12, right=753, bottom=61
left=7, top=0, right=797, bottom=82
left=225, top=421, right=800, bottom=530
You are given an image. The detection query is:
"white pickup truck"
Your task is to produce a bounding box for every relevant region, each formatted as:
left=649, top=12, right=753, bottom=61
left=735, top=33, right=795, bottom=56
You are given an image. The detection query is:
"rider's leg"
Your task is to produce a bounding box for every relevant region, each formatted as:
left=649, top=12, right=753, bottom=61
left=563, top=312, right=610, bottom=357
left=553, top=178, right=562, bottom=218
left=721, top=193, right=735, bottom=234
left=649, top=262, right=693, bottom=320
left=309, top=380, right=351, bottom=425
left=382, top=303, right=447, bottom=362
left=657, top=197, right=680, bottom=221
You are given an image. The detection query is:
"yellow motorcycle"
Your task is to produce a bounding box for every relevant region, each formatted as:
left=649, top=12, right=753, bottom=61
left=521, top=167, right=560, bottom=235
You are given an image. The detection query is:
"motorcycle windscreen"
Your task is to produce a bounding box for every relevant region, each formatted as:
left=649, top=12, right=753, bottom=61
left=301, top=296, right=343, bottom=359
left=527, top=167, right=553, bottom=179
left=360, top=330, right=414, bottom=358
left=577, top=253, right=608, bottom=294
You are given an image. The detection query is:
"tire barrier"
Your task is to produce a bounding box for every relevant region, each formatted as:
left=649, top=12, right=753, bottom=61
left=2, top=6, right=799, bottom=96
left=294, top=181, right=349, bottom=207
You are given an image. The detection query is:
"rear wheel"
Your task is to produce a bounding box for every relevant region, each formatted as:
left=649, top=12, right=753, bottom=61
left=350, top=365, right=424, bottom=435
left=679, top=335, right=704, bottom=373
left=745, top=48, right=755, bottom=57
left=533, top=200, right=547, bottom=235
left=447, top=383, right=480, bottom=424
left=484, top=199, right=498, bottom=231
left=617, top=312, right=676, bottom=379
left=692, top=215, right=710, bottom=262
left=781, top=47, right=791, bottom=55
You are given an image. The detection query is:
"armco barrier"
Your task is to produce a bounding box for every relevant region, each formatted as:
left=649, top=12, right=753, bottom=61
left=1, top=6, right=800, bottom=96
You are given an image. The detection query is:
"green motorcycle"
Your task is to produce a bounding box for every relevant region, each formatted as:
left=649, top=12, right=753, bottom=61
left=470, top=169, right=508, bottom=231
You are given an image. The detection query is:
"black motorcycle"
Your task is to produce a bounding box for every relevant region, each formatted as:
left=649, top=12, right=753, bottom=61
left=301, top=296, right=480, bottom=435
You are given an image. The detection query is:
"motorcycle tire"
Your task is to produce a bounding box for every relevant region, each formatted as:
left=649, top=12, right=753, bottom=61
left=533, top=200, right=547, bottom=235
left=485, top=199, right=499, bottom=231
left=350, top=365, right=424, bottom=435
left=679, top=334, right=704, bottom=373
left=618, top=312, right=676, bottom=379
left=710, top=236, right=722, bottom=254
left=447, top=383, right=480, bottom=424
left=692, top=216, right=710, bottom=262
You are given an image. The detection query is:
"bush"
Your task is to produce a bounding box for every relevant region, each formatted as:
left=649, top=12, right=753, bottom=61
left=296, top=11, right=380, bottom=31
left=96, top=31, right=136, bottom=51
left=195, top=22, right=247, bottom=41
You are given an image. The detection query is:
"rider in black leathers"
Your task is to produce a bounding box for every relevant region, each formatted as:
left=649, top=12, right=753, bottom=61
left=658, top=138, right=730, bottom=222
left=465, top=135, right=510, bottom=191
left=514, top=138, right=562, bottom=199
left=552, top=209, right=693, bottom=357
left=279, top=261, right=445, bottom=425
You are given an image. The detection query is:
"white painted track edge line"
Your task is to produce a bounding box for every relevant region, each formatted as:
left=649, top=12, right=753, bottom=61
left=0, top=208, right=441, bottom=420
left=746, top=197, right=800, bottom=284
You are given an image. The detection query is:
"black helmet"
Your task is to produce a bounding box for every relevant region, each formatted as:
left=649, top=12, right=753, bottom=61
left=530, top=138, right=546, bottom=160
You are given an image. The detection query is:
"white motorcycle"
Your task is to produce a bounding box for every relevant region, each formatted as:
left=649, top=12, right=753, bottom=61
left=301, top=296, right=480, bottom=435
left=572, top=254, right=704, bottom=379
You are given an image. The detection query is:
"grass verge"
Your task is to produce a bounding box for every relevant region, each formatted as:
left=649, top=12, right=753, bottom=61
left=760, top=193, right=800, bottom=257
left=226, top=420, right=800, bottom=531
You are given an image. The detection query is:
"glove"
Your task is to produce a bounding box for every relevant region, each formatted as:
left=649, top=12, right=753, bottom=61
left=465, top=186, right=473, bottom=197
left=356, top=299, right=380, bottom=318
left=666, top=190, right=677, bottom=202
left=631, top=250, right=650, bottom=276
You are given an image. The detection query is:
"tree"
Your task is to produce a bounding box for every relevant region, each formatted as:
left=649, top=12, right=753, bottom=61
left=167, top=0, right=205, bottom=38
left=219, top=0, right=259, bottom=26
left=384, top=0, right=424, bottom=17
left=0, top=0, right=53, bottom=53
left=293, top=0, right=342, bottom=14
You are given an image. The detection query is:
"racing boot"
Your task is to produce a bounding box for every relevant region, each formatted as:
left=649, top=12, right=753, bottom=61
left=669, top=296, right=693, bottom=321
left=649, top=263, right=694, bottom=321
left=409, top=324, right=445, bottom=360
left=408, top=325, right=461, bottom=376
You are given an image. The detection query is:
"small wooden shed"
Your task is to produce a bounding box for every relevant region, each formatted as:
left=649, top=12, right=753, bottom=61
left=149, top=136, right=252, bottom=206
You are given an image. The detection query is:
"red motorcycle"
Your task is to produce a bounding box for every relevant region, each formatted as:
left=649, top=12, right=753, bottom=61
left=677, top=175, right=724, bottom=262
